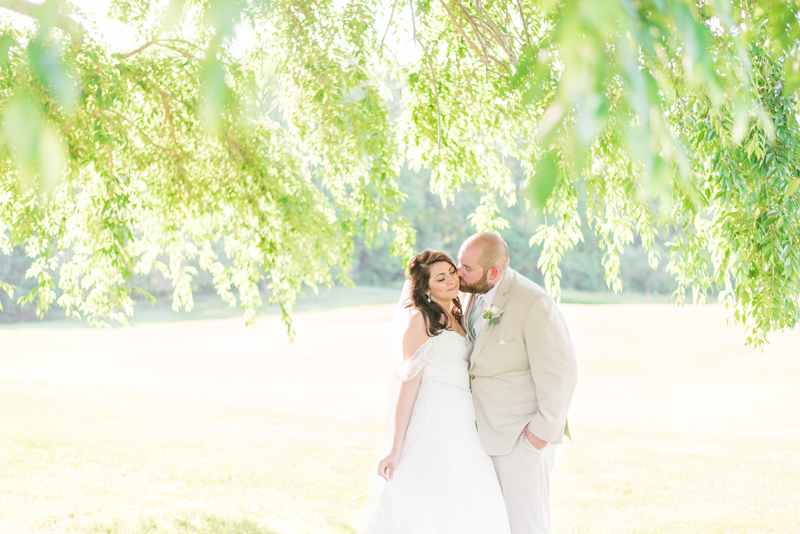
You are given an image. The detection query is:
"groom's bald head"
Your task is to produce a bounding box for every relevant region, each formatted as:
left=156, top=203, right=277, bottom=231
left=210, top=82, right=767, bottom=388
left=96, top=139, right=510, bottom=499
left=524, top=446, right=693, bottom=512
left=462, top=232, right=510, bottom=272
left=457, top=232, right=509, bottom=294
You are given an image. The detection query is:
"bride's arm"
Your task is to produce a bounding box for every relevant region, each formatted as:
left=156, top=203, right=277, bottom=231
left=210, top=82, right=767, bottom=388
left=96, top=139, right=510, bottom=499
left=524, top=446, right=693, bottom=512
left=387, top=370, right=422, bottom=457
left=378, top=311, right=429, bottom=481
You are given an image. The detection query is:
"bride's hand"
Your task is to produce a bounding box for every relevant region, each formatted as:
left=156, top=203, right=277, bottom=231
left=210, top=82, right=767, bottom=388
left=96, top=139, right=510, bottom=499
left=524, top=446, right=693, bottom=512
left=377, top=450, right=401, bottom=482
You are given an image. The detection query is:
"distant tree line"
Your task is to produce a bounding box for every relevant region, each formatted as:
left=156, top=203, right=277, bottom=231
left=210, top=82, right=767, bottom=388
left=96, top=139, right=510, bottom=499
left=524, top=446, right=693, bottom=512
left=1, top=162, right=674, bottom=322
left=350, top=166, right=676, bottom=295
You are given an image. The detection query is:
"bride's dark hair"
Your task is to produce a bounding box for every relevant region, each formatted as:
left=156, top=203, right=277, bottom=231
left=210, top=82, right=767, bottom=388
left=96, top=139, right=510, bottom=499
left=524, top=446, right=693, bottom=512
left=406, top=249, right=463, bottom=337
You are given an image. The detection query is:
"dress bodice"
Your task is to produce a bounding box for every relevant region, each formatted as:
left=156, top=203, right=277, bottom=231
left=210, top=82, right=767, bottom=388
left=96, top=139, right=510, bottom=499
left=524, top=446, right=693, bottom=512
left=420, top=330, right=470, bottom=390
left=393, top=330, right=470, bottom=390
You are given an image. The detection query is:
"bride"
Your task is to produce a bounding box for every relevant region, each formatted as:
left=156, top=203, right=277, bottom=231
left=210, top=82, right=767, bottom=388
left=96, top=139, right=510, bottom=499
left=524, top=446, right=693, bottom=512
left=359, top=249, right=510, bottom=533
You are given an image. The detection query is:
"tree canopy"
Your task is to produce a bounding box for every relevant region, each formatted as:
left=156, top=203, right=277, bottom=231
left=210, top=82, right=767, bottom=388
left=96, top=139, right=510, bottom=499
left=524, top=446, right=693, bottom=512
left=1, top=0, right=799, bottom=345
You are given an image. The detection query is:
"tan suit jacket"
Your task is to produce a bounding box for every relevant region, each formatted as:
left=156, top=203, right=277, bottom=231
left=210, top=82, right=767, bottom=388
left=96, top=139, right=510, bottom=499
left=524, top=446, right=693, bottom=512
left=464, top=269, right=578, bottom=456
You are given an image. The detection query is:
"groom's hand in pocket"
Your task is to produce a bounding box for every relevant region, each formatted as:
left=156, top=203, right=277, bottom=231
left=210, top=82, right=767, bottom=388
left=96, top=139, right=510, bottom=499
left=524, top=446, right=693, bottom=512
left=523, top=427, right=548, bottom=451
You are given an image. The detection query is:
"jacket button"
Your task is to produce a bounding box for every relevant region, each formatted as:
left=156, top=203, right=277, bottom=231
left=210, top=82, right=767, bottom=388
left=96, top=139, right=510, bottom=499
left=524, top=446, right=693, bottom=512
left=470, top=375, right=475, bottom=380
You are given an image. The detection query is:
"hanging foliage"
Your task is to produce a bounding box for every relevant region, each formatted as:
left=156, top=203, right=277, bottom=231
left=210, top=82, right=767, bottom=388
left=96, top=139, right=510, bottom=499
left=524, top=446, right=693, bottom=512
left=1, top=0, right=798, bottom=345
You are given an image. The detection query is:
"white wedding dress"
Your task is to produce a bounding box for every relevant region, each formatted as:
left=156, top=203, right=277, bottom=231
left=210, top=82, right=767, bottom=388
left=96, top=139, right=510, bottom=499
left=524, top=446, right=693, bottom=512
left=361, top=330, right=511, bottom=534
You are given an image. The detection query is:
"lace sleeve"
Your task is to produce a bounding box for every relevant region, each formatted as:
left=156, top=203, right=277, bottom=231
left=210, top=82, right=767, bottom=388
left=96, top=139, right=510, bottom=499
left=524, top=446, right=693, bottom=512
left=392, top=337, right=433, bottom=382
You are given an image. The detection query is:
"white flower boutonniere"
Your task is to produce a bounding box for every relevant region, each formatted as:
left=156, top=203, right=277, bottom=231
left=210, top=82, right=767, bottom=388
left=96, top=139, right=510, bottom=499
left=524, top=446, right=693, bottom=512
left=482, top=304, right=505, bottom=327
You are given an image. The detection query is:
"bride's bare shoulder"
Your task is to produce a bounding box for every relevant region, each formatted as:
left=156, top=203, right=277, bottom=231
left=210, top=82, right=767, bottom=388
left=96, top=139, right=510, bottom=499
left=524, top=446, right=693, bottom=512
left=406, top=308, right=428, bottom=332
left=402, top=309, right=431, bottom=361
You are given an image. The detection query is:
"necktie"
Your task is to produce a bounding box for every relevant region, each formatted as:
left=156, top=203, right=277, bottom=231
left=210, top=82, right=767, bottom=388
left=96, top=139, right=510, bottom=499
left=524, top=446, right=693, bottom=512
left=468, top=295, right=485, bottom=338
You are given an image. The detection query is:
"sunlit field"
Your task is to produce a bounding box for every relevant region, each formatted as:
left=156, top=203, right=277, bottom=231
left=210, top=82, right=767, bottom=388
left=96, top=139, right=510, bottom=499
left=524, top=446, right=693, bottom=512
left=2, top=297, right=799, bottom=534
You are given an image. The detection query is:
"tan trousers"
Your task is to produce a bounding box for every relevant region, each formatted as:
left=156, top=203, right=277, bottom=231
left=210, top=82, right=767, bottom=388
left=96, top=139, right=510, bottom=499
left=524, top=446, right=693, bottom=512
left=491, top=433, right=557, bottom=534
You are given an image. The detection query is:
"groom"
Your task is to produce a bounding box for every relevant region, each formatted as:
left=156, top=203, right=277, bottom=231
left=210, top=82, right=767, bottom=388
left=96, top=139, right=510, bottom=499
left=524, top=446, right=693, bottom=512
left=457, top=232, right=578, bottom=534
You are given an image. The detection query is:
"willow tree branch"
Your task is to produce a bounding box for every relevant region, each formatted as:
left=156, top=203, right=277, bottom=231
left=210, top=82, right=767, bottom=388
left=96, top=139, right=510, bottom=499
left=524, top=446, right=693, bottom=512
left=99, top=108, right=170, bottom=154
left=453, top=0, right=513, bottom=67
left=515, top=0, right=531, bottom=47
left=380, top=0, right=400, bottom=52
left=117, top=42, right=156, bottom=59
left=474, top=0, right=507, bottom=62
left=157, top=38, right=204, bottom=51
left=118, top=40, right=196, bottom=60
left=444, top=0, right=510, bottom=71
left=160, top=93, right=195, bottom=198
left=105, top=143, right=115, bottom=179
left=410, top=0, right=442, bottom=149
left=452, top=0, right=491, bottom=76
left=0, top=0, right=84, bottom=38
left=475, top=1, right=517, bottom=63
left=437, top=0, right=488, bottom=67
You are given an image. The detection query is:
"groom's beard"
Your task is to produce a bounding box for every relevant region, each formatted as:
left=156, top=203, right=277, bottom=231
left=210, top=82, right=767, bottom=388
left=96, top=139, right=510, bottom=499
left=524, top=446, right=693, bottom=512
left=459, top=270, right=491, bottom=294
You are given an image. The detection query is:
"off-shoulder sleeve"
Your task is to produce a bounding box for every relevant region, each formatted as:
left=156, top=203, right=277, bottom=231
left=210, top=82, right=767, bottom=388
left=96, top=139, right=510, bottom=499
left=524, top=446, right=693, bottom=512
left=392, top=337, right=433, bottom=382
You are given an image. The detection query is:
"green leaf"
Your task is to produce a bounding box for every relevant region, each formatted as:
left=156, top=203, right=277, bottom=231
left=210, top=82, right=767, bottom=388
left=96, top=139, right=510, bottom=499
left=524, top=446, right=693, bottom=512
left=162, top=0, right=187, bottom=31
left=38, top=122, right=66, bottom=200
left=767, top=1, right=797, bottom=55
left=132, top=286, right=157, bottom=305
left=513, top=44, right=552, bottom=106
left=783, top=54, right=800, bottom=97
left=199, top=55, right=230, bottom=132
left=510, top=47, right=536, bottom=89
left=0, top=33, right=14, bottom=70
left=575, top=91, right=608, bottom=148
left=28, top=37, right=79, bottom=111
left=528, top=151, right=559, bottom=210
left=521, top=86, right=539, bottom=106
left=732, top=102, right=749, bottom=145
left=0, top=279, right=14, bottom=311
left=785, top=178, right=800, bottom=200
left=16, top=285, right=39, bottom=307
left=203, top=0, right=245, bottom=37
left=2, top=94, right=42, bottom=190
left=2, top=94, right=41, bottom=162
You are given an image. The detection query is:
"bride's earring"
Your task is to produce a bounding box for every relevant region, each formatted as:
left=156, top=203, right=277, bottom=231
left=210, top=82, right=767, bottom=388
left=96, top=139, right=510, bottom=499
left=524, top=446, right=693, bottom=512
left=426, top=294, right=431, bottom=303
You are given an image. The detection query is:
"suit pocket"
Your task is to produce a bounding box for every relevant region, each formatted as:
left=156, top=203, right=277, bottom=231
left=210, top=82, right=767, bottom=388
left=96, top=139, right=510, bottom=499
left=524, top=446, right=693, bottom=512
left=485, top=340, right=520, bottom=352
left=508, top=402, right=538, bottom=415
left=521, top=433, right=542, bottom=453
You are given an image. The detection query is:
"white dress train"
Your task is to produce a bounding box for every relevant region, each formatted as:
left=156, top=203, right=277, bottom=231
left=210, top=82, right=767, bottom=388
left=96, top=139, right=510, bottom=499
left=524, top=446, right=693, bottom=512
left=360, top=330, right=511, bottom=534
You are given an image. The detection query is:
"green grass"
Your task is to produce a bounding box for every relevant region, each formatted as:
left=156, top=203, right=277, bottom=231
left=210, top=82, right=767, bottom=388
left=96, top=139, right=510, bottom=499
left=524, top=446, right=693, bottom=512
left=0, top=285, right=403, bottom=328
left=559, top=288, right=674, bottom=304
left=1, top=297, right=798, bottom=533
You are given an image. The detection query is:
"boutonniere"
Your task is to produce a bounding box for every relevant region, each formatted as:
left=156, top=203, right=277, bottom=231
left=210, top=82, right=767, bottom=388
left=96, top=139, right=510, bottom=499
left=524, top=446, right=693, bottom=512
left=483, top=304, right=505, bottom=327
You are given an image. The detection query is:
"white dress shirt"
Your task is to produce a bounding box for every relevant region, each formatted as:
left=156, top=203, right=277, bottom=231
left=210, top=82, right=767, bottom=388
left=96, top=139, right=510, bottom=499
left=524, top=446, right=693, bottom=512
left=470, top=272, right=505, bottom=338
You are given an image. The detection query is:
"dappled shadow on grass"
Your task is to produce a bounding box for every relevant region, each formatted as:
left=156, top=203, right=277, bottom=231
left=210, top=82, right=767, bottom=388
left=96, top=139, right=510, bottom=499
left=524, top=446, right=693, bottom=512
left=86, top=515, right=283, bottom=534
left=172, top=515, right=281, bottom=534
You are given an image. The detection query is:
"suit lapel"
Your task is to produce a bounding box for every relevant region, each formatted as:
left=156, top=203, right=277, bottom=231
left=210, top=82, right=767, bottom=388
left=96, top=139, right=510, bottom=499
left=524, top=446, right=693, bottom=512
left=491, top=269, right=512, bottom=312
left=469, top=270, right=515, bottom=371
left=463, top=292, right=480, bottom=342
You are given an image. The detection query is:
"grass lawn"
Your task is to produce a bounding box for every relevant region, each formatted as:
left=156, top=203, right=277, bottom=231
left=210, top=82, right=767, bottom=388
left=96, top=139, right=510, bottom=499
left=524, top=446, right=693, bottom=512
left=1, top=293, right=798, bottom=533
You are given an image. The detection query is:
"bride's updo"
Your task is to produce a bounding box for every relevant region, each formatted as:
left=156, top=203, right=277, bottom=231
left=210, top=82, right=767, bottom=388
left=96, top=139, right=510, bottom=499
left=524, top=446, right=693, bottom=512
left=406, top=249, right=463, bottom=337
